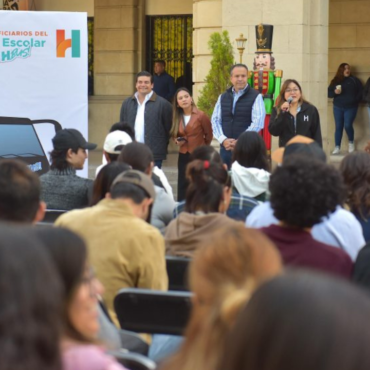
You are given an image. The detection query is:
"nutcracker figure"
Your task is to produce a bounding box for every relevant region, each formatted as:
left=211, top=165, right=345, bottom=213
left=248, top=24, right=283, bottom=153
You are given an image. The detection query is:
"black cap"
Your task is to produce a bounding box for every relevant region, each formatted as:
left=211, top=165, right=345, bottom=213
left=52, top=129, right=97, bottom=151
left=255, top=24, right=274, bottom=53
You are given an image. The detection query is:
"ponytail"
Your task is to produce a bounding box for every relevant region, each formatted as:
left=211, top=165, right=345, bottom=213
left=185, top=160, right=230, bottom=213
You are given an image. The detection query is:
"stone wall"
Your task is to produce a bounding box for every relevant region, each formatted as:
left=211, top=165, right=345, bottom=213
left=34, top=0, right=94, bottom=15
left=192, top=0, right=222, bottom=102
left=90, top=0, right=144, bottom=147
left=146, top=0, right=192, bottom=15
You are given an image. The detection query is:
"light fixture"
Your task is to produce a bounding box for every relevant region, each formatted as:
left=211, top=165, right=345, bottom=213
left=235, top=33, right=247, bottom=63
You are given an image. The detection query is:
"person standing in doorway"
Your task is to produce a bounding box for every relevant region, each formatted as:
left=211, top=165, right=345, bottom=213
left=328, top=63, right=363, bottom=154
left=153, top=60, right=176, bottom=102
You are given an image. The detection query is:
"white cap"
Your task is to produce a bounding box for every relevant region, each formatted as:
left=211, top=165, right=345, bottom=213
left=103, top=131, right=132, bottom=154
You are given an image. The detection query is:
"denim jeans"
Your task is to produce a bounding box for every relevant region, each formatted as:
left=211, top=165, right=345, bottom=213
left=220, top=146, right=233, bottom=170
left=333, top=105, right=358, bottom=147
left=154, top=160, right=163, bottom=169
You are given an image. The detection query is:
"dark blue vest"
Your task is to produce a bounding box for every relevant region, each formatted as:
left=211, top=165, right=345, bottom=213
left=221, top=86, right=259, bottom=139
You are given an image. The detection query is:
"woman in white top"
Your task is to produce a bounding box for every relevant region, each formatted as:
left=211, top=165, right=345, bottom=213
left=170, top=88, right=213, bottom=201
left=231, top=131, right=270, bottom=202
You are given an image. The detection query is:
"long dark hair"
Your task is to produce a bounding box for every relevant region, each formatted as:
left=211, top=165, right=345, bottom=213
left=35, top=227, right=91, bottom=343
left=50, top=148, right=77, bottom=171
left=232, top=131, right=270, bottom=171
left=219, top=271, right=370, bottom=370
left=91, top=162, right=131, bottom=206
left=340, top=151, right=370, bottom=218
left=170, top=88, right=195, bottom=138
left=185, top=160, right=231, bottom=213
left=0, top=225, right=63, bottom=370
left=275, top=79, right=307, bottom=114
left=330, top=63, right=350, bottom=86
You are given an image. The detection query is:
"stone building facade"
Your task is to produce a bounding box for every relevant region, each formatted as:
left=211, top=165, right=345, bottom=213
left=10, top=0, right=370, bottom=153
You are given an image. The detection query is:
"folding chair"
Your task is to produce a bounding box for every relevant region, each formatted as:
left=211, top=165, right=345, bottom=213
left=39, top=209, right=66, bottom=224
left=114, top=288, right=192, bottom=336
left=165, top=256, right=190, bottom=291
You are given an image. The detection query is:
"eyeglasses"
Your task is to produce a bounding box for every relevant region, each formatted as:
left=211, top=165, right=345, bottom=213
left=285, top=88, right=300, bottom=93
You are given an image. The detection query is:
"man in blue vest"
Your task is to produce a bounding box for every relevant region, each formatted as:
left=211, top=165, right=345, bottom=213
left=211, top=64, right=266, bottom=168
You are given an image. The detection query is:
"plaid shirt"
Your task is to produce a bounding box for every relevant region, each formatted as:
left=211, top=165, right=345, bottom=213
left=173, top=194, right=259, bottom=222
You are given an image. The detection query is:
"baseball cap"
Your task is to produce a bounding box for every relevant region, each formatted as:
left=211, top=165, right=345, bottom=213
left=271, top=135, right=326, bottom=164
left=52, top=129, right=97, bottom=151
left=111, top=170, right=156, bottom=200
left=103, top=131, right=132, bottom=154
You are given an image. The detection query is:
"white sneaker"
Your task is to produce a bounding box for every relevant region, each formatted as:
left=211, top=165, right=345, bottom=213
left=332, top=146, right=340, bottom=155
left=349, top=142, right=355, bottom=153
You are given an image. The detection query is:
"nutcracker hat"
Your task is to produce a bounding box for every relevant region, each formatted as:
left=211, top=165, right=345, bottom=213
left=255, top=24, right=274, bottom=54
left=272, top=136, right=326, bottom=165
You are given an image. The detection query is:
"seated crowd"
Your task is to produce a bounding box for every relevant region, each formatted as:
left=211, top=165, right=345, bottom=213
left=2, top=113, right=370, bottom=370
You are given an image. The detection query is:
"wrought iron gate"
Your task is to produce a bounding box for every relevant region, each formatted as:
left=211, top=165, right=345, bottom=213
left=146, top=15, right=193, bottom=93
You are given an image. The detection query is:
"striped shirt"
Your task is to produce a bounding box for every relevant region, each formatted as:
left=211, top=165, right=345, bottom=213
left=211, top=84, right=266, bottom=144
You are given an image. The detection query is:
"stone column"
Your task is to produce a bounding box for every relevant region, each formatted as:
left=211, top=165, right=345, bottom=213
left=90, top=0, right=144, bottom=147
left=192, top=0, right=222, bottom=102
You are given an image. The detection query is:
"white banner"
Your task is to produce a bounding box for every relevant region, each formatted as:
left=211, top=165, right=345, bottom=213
left=0, top=11, right=89, bottom=176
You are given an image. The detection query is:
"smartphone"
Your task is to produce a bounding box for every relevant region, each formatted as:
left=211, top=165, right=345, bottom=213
left=177, top=137, right=187, bottom=142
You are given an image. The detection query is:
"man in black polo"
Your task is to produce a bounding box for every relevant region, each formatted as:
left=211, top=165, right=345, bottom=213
left=211, top=64, right=266, bottom=168
left=153, top=60, right=176, bottom=102
left=119, top=71, right=173, bottom=169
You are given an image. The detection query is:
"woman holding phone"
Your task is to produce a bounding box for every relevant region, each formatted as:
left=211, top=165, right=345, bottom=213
left=171, top=88, right=213, bottom=201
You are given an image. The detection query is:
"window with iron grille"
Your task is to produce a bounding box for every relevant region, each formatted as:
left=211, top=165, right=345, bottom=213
left=146, top=15, right=193, bottom=94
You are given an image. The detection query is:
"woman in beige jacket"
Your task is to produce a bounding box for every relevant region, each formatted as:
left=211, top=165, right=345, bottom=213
left=165, top=159, right=240, bottom=257
left=171, top=88, right=213, bottom=201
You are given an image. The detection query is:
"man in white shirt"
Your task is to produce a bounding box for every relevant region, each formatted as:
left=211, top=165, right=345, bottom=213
left=119, top=71, right=173, bottom=169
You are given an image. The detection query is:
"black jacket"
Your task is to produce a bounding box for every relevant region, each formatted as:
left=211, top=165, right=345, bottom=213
left=328, top=76, right=363, bottom=109
left=269, top=102, right=322, bottom=148
left=119, top=92, right=173, bottom=160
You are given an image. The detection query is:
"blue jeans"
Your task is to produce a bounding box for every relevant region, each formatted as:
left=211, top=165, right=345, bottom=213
left=154, top=160, right=163, bottom=169
left=333, top=106, right=358, bottom=147
left=220, top=146, right=233, bottom=170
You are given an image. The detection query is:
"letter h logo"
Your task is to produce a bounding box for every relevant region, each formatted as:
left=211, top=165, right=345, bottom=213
left=56, top=30, right=80, bottom=58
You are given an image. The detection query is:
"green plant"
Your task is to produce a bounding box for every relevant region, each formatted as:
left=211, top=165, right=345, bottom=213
left=197, top=31, right=234, bottom=117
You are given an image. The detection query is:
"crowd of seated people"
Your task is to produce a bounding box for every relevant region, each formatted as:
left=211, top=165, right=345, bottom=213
left=4, top=107, right=370, bottom=370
